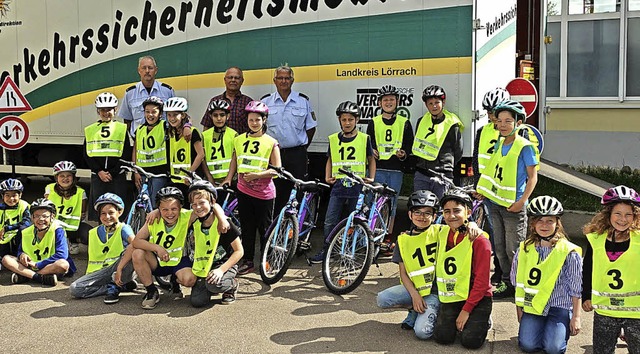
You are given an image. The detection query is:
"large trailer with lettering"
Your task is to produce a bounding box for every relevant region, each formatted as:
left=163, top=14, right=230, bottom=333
left=0, top=0, right=517, bottom=180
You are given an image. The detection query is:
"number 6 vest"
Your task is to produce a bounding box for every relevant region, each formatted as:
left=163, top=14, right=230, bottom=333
left=435, top=227, right=477, bottom=303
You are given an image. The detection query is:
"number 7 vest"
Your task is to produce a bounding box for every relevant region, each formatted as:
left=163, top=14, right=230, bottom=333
left=148, top=209, right=192, bottom=267
left=412, top=110, right=463, bottom=161
left=397, top=227, right=439, bottom=296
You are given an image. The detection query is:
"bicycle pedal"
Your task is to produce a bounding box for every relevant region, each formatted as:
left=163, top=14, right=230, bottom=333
left=298, top=241, right=311, bottom=251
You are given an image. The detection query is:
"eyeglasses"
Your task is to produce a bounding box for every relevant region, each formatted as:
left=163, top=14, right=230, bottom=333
left=275, top=76, right=292, bottom=81
left=211, top=113, right=227, bottom=118
left=33, top=213, right=52, bottom=220
left=411, top=210, right=434, bottom=217
left=225, top=76, right=242, bottom=80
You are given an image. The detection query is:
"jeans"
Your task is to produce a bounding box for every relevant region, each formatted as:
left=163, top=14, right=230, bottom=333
left=374, top=169, right=403, bottom=218
left=69, top=257, right=134, bottom=298
left=377, top=284, right=440, bottom=340
left=190, top=265, right=238, bottom=308
left=145, top=176, right=170, bottom=208
left=323, top=196, right=358, bottom=241
left=487, top=201, right=527, bottom=284
left=434, top=296, right=492, bottom=349
left=413, top=171, right=448, bottom=200
left=518, top=307, right=571, bottom=354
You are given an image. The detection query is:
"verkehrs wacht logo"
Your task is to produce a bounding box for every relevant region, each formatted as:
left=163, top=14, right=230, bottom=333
left=356, top=87, right=414, bottom=124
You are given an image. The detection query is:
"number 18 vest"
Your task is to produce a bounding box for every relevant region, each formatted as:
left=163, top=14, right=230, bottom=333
left=148, top=209, right=192, bottom=267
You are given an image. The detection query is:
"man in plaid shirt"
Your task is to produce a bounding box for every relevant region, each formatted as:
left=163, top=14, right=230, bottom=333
left=200, top=67, right=253, bottom=134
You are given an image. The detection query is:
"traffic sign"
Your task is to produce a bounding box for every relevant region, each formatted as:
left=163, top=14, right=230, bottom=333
left=0, top=115, right=29, bottom=150
left=506, top=78, right=538, bottom=118
left=0, top=76, right=32, bottom=113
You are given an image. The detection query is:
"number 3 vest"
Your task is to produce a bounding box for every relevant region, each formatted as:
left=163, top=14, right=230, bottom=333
left=588, top=231, right=640, bottom=318
left=515, top=239, right=581, bottom=315
left=397, top=228, right=439, bottom=296
left=148, top=209, right=192, bottom=267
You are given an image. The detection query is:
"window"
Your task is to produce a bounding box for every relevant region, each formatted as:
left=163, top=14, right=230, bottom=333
left=545, top=23, right=561, bottom=96
left=627, top=18, right=640, bottom=95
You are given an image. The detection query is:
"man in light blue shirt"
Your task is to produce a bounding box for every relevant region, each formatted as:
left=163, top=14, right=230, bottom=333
left=261, top=65, right=317, bottom=211
left=118, top=56, right=175, bottom=137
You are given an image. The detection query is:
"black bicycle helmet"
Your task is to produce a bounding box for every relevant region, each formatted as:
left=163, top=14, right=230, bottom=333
left=527, top=196, right=564, bottom=217
left=30, top=198, right=57, bottom=216
left=440, top=188, right=473, bottom=209
left=421, top=85, right=446, bottom=102
left=188, top=180, right=218, bottom=201
left=155, top=186, right=184, bottom=207
left=142, top=96, right=164, bottom=110
left=378, top=85, right=399, bottom=99
left=335, top=101, right=360, bottom=118
left=207, top=99, right=231, bottom=113
left=407, top=190, right=439, bottom=210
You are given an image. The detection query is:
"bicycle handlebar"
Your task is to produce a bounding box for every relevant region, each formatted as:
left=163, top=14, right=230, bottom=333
left=269, top=164, right=330, bottom=192
left=337, top=168, right=396, bottom=196
left=119, top=159, right=168, bottom=179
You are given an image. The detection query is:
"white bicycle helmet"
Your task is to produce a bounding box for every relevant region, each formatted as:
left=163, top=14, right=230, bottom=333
left=527, top=196, right=564, bottom=216
left=482, top=88, right=510, bottom=112
left=0, top=178, right=24, bottom=193
left=95, top=92, right=119, bottom=108
left=53, top=161, right=77, bottom=176
left=163, top=97, right=189, bottom=112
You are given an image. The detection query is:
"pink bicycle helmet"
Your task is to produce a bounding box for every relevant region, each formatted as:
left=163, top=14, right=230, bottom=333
left=245, top=101, right=269, bottom=117
left=601, top=185, right=640, bottom=205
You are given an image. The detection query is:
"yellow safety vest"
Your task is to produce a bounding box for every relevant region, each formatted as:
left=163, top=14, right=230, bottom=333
left=328, top=132, right=368, bottom=179
left=515, top=239, right=581, bottom=315
left=191, top=218, right=221, bottom=278
left=373, top=115, right=408, bottom=160
left=169, top=129, right=198, bottom=184
left=0, top=200, right=29, bottom=244
left=46, top=183, right=84, bottom=231
left=588, top=231, right=640, bottom=318
left=86, top=224, right=126, bottom=274
left=84, top=121, right=127, bottom=157
left=412, top=110, right=464, bottom=161
left=203, top=127, right=237, bottom=180
left=397, top=228, right=439, bottom=296
left=435, top=227, right=484, bottom=303
left=148, top=209, right=192, bottom=267
left=234, top=134, right=276, bottom=174
left=135, top=123, right=167, bottom=168
left=476, top=136, right=533, bottom=207
left=477, top=123, right=500, bottom=176
left=21, top=223, right=59, bottom=263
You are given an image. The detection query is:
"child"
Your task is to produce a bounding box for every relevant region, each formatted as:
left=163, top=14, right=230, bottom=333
left=512, top=196, right=582, bottom=353
left=0, top=178, right=31, bottom=260
left=582, top=185, right=640, bottom=353
left=433, top=188, right=492, bottom=350
left=84, top=92, right=132, bottom=221
left=165, top=97, right=207, bottom=202
left=366, top=84, right=414, bottom=239
left=476, top=99, right=538, bottom=298
left=221, top=101, right=281, bottom=275
left=132, top=96, right=170, bottom=207
left=45, top=161, right=88, bottom=255
left=69, top=193, right=137, bottom=304
left=411, top=85, right=463, bottom=199
left=188, top=180, right=244, bottom=307
left=310, top=101, right=375, bottom=263
left=1, top=199, right=75, bottom=286
left=202, top=99, right=238, bottom=188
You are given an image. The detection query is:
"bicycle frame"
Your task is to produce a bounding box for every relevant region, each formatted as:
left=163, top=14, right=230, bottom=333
left=268, top=188, right=299, bottom=250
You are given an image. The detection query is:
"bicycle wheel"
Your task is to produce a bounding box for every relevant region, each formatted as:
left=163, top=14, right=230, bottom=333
left=322, top=218, right=374, bottom=295
left=471, top=202, right=487, bottom=232
left=259, top=214, right=299, bottom=285
left=372, top=199, right=391, bottom=241
left=129, top=207, right=147, bottom=234
left=301, top=193, right=319, bottom=232
left=228, top=200, right=241, bottom=231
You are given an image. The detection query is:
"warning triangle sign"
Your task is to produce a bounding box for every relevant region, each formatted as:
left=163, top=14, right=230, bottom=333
left=0, top=76, right=32, bottom=113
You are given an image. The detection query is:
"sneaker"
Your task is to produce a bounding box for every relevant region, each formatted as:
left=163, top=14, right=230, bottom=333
left=221, top=278, right=238, bottom=305
left=488, top=315, right=493, bottom=331
left=171, top=279, right=184, bottom=300
left=11, top=273, right=29, bottom=284
left=104, top=283, right=120, bottom=304
left=490, top=272, right=502, bottom=286
left=122, top=280, right=138, bottom=292
left=379, top=242, right=395, bottom=257
left=310, top=250, right=326, bottom=264
left=237, top=261, right=255, bottom=275
left=41, top=274, right=57, bottom=286
left=69, top=243, right=80, bottom=255
left=141, top=289, right=160, bottom=309
left=493, top=281, right=515, bottom=299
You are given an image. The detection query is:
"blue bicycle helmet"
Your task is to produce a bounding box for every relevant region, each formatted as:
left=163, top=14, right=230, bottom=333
left=94, top=193, right=125, bottom=211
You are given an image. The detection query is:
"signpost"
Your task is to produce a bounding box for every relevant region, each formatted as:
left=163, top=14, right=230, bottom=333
left=0, top=76, right=32, bottom=176
left=506, top=78, right=538, bottom=118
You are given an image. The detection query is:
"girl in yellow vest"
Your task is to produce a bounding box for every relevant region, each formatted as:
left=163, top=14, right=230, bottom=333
left=221, top=101, right=280, bottom=275
left=0, top=179, right=31, bottom=260
left=69, top=193, right=137, bottom=304
left=582, top=186, right=640, bottom=353
left=1, top=199, right=75, bottom=286
left=83, top=92, right=132, bottom=222
left=45, top=161, right=88, bottom=256
left=187, top=180, right=243, bottom=307
left=511, top=196, right=583, bottom=353
left=432, top=189, right=492, bottom=350
left=165, top=97, right=207, bottom=204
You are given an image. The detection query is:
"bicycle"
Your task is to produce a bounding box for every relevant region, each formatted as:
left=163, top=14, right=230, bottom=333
left=259, top=165, right=329, bottom=284
left=119, top=159, right=168, bottom=234
left=322, top=168, right=396, bottom=295
left=215, top=183, right=240, bottom=231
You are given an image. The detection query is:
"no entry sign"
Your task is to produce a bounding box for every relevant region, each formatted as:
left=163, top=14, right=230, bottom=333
left=506, top=78, right=538, bottom=118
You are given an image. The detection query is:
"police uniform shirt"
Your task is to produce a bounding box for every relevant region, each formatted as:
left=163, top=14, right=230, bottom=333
left=118, top=81, right=175, bottom=136
left=261, top=91, right=317, bottom=149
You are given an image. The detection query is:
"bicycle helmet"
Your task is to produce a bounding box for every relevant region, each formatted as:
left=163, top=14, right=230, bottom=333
left=0, top=178, right=24, bottom=193
left=527, top=196, right=564, bottom=217
left=163, top=97, right=188, bottom=112
left=53, top=161, right=77, bottom=176
left=142, top=96, right=164, bottom=110
left=188, top=180, right=218, bottom=201
left=378, top=85, right=399, bottom=99
left=440, top=188, right=473, bottom=209
left=94, top=193, right=125, bottom=211
left=494, top=99, right=527, bottom=122
left=155, top=186, right=184, bottom=207
left=482, top=88, right=510, bottom=112
left=421, top=85, right=446, bottom=102
left=601, top=185, right=640, bottom=206
left=30, top=198, right=57, bottom=216
left=95, top=92, right=119, bottom=108
left=407, top=190, right=439, bottom=210
left=245, top=101, right=269, bottom=117
left=335, top=101, right=360, bottom=118
left=207, top=99, right=231, bottom=113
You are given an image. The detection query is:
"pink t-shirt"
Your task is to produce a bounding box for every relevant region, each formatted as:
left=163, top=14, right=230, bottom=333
left=237, top=174, right=276, bottom=200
